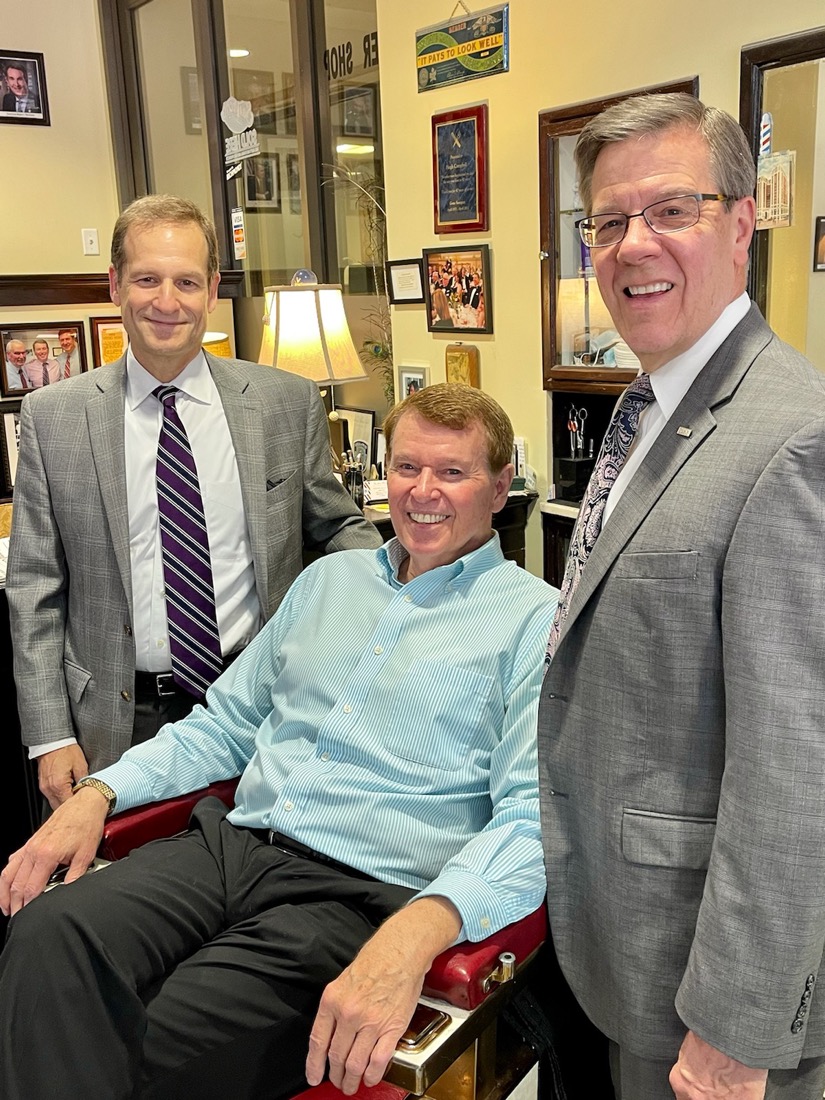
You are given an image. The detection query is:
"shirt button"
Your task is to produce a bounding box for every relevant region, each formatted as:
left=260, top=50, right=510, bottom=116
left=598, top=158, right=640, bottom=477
left=480, top=917, right=490, bottom=929
left=373, top=645, right=383, bottom=655
left=156, top=639, right=166, bottom=648
left=343, top=704, right=352, bottom=713
left=320, top=752, right=330, bottom=761
left=404, top=595, right=412, bottom=603
left=283, top=800, right=294, bottom=812
left=121, top=690, right=131, bottom=701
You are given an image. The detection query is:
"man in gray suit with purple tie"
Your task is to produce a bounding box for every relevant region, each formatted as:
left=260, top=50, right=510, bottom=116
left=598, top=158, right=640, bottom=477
left=539, top=93, right=825, bottom=1099
left=7, top=195, right=380, bottom=810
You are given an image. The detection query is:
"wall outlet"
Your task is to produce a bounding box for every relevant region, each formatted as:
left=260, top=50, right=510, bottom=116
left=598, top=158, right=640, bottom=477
left=82, top=228, right=100, bottom=256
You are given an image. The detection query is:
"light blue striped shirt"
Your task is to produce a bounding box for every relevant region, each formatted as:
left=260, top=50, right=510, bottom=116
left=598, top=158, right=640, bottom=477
left=96, top=535, right=558, bottom=941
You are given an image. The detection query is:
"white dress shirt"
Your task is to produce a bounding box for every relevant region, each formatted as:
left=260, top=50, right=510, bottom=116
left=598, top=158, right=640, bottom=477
left=603, top=293, right=750, bottom=527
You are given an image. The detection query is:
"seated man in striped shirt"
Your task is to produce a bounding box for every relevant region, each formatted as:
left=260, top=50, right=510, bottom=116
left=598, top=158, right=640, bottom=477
left=0, top=383, right=558, bottom=1100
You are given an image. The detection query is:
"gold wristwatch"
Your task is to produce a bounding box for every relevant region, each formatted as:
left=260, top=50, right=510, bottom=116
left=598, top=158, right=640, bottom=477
left=71, top=776, right=117, bottom=815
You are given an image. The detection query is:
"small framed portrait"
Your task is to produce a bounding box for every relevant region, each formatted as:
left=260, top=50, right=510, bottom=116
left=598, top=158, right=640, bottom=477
left=244, top=154, right=281, bottom=212
left=422, top=244, right=492, bottom=335
left=341, top=85, right=375, bottom=137
left=232, top=68, right=277, bottom=134
left=814, top=216, right=825, bottom=272
left=285, top=153, right=301, bottom=215
left=398, top=366, right=430, bottom=398
left=2, top=322, right=87, bottom=399
left=386, top=258, right=426, bottom=305
left=0, top=50, right=49, bottom=126
left=90, top=317, right=128, bottom=368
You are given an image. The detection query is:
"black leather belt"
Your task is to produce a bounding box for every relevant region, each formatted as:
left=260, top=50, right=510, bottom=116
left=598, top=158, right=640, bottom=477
left=251, top=828, right=377, bottom=882
left=134, top=651, right=243, bottom=700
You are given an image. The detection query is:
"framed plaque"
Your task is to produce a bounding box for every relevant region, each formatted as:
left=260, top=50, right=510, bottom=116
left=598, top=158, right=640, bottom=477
left=431, top=103, right=488, bottom=235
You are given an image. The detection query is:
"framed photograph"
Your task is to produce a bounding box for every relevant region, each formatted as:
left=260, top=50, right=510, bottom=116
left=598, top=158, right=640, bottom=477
left=180, top=67, right=201, bottom=135
left=244, top=154, right=281, bottom=212
left=232, top=68, right=277, bottom=134
left=399, top=366, right=430, bottom=398
left=423, top=244, right=493, bottom=335
left=431, top=104, right=488, bottom=234
left=280, top=72, right=297, bottom=136
left=814, top=216, right=825, bottom=272
left=341, top=85, right=375, bottom=137
left=2, top=322, right=88, bottom=399
left=386, top=258, right=425, bottom=304
left=0, top=50, right=50, bottom=126
left=285, top=153, right=301, bottom=214
left=335, top=406, right=375, bottom=471
left=373, top=427, right=387, bottom=479
left=90, top=317, right=128, bottom=368
left=3, top=410, right=20, bottom=490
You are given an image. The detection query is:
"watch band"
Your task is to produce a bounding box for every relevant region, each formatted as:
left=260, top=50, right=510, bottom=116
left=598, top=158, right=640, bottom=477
left=71, top=776, right=117, bottom=815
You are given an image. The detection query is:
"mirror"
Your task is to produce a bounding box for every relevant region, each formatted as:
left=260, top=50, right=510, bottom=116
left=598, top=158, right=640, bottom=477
left=741, top=27, right=825, bottom=368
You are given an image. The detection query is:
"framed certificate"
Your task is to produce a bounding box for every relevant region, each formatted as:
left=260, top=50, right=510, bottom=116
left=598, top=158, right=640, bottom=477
left=431, top=103, right=488, bottom=234
left=386, top=258, right=426, bottom=304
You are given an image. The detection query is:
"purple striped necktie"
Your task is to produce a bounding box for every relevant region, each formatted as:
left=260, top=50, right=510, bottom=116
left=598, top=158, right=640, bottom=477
left=546, top=372, right=656, bottom=663
left=154, top=384, right=222, bottom=696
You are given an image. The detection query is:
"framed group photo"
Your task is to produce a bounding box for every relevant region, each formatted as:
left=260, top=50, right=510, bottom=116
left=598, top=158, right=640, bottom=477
left=0, top=50, right=49, bottom=125
left=423, top=244, right=492, bottom=335
left=2, top=321, right=87, bottom=399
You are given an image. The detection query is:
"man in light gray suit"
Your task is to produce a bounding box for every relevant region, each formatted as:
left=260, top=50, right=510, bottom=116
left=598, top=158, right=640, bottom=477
left=539, top=93, right=825, bottom=1099
left=7, top=195, right=379, bottom=810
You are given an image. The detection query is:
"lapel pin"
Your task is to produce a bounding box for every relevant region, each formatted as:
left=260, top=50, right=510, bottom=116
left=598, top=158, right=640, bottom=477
left=676, top=426, right=693, bottom=438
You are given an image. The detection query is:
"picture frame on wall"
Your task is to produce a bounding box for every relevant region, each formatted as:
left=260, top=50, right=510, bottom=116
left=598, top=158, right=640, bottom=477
left=398, top=366, right=430, bottom=398
left=2, top=410, right=20, bottom=490
left=1, top=321, right=87, bottom=399
left=180, top=67, right=201, bottom=135
left=814, top=216, right=825, bottom=272
left=0, top=50, right=50, bottom=126
left=386, top=258, right=426, bottom=304
left=244, top=154, right=281, bottom=212
left=342, top=85, right=375, bottom=137
left=232, top=68, right=277, bottom=134
left=90, top=317, right=128, bottom=367
left=285, top=152, right=301, bottom=214
left=431, top=103, right=488, bottom=234
left=423, top=244, right=492, bottom=335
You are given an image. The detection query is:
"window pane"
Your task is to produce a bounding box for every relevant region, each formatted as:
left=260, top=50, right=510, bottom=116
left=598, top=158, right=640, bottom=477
left=133, top=0, right=212, bottom=209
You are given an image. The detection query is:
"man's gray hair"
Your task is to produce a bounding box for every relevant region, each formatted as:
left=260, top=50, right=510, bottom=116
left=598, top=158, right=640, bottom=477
left=574, top=93, right=756, bottom=214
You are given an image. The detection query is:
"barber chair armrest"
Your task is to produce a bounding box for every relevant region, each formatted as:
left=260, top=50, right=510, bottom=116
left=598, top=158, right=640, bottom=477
left=422, top=905, right=547, bottom=1010
left=99, top=777, right=239, bottom=861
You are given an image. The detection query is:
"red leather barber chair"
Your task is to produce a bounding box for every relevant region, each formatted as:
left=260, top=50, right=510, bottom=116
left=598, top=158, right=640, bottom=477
left=101, top=780, right=547, bottom=1100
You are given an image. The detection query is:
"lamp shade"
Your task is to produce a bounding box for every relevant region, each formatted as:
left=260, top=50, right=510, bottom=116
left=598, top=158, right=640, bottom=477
left=259, top=278, right=368, bottom=385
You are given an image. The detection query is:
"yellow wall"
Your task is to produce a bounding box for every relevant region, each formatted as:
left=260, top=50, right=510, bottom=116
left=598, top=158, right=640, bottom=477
left=0, top=0, right=119, bottom=273
left=376, top=1, right=825, bottom=574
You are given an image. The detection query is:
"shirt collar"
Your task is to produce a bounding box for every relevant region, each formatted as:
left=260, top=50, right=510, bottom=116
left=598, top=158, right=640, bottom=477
left=126, top=348, right=213, bottom=412
left=646, top=293, right=750, bottom=421
left=377, top=532, right=504, bottom=589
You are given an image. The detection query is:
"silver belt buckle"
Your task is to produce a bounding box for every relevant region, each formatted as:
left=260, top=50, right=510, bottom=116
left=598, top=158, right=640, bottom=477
left=156, top=673, right=176, bottom=697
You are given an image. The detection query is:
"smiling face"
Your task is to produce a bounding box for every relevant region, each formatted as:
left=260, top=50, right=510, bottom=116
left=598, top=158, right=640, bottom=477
left=6, top=66, right=27, bottom=98
left=108, top=220, right=220, bottom=381
left=589, top=127, right=755, bottom=371
left=387, top=411, right=513, bottom=581
left=7, top=341, right=26, bottom=366
left=58, top=331, right=77, bottom=354
left=32, top=340, right=49, bottom=361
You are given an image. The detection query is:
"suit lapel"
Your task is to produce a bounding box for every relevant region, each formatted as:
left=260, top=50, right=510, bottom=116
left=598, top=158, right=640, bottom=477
left=558, top=304, right=773, bottom=645
left=209, top=355, right=269, bottom=609
left=87, top=357, right=133, bottom=617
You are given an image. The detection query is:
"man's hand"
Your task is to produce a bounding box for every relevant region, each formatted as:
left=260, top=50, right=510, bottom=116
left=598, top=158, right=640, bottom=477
left=37, top=744, right=89, bottom=809
left=305, top=896, right=462, bottom=1095
left=0, top=785, right=110, bottom=917
left=670, top=1030, right=769, bottom=1099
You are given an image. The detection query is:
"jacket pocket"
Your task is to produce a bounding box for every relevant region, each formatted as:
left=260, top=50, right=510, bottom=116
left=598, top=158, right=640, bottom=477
left=63, top=659, right=92, bottom=704
left=622, top=808, right=716, bottom=869
left=612, top=550, right=699, bottom=581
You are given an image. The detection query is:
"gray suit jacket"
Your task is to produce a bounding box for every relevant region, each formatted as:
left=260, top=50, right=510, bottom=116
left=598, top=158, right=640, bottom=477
left=7, top=352, right=381, bottom=771
left=539, top=305, right=825, bottom=1069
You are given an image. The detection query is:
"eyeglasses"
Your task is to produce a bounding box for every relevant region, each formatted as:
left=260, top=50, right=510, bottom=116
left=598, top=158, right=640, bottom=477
left=576, top=193, right=730, bottom=248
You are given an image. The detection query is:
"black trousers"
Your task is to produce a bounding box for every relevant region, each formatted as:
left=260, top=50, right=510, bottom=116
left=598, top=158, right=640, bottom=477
left=0, top=799, right=414, bottom=1100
